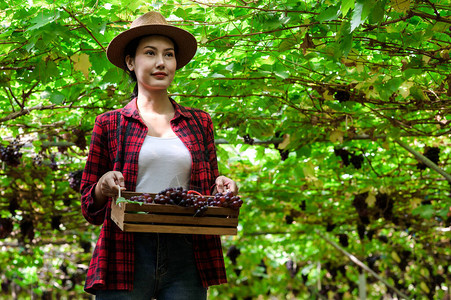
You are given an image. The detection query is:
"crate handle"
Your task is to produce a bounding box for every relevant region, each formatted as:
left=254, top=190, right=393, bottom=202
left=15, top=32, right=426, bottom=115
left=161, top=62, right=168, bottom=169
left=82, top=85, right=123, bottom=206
left=116, top=185, right=124, bottom=208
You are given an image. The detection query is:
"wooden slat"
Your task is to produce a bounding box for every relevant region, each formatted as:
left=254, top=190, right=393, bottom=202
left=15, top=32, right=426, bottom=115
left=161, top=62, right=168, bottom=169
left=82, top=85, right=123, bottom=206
left=111, top=193, right=240, bottom=235
left=123, top=223, right=238, bottom=235
left=123, top=213, right=239, bottom=227
left=122, top=191, right=157, bottom=197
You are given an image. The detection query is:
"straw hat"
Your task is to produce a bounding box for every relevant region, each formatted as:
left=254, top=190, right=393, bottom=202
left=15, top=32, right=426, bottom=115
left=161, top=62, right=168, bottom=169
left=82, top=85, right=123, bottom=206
left=106, top=11, right=197, bottom=70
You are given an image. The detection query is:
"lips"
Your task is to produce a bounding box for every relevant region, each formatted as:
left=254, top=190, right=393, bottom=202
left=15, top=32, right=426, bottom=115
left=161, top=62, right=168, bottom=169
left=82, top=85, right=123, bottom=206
left=152, top=72, right=167, bottom=77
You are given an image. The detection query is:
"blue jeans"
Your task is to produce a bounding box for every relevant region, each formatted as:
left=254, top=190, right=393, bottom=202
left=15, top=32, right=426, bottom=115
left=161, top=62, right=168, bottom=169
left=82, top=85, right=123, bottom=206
left=96, top=233, right=207, bottom=300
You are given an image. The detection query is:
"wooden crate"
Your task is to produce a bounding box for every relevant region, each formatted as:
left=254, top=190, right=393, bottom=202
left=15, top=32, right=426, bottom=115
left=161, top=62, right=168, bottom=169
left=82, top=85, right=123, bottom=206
left=111, top=191, right=239, bottom=235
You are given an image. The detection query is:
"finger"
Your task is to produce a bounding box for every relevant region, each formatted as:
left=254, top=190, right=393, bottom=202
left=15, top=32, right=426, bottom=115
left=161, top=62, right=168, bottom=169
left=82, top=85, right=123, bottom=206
left=103, top=181, right=116, bottom=197
left=216, top=176, right=225, bottom=193
left=113, top=184, right=124, bottom=195
left=226, top=181, right=239, bottom=195
left=103, top=177, right=121, bottom=197
left=218, top=176, right=237, bottom=195
left=112, top=172, right=126, bottom=188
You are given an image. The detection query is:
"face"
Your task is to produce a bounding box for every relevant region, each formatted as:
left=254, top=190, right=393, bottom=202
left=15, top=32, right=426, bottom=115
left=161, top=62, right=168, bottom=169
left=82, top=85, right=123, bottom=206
left=125, top=35, right=177, bottom=92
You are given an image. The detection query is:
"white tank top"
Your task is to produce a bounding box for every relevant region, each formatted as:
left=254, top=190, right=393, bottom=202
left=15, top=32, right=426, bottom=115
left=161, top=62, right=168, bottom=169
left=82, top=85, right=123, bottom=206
left=136, top=135, right=192, bottom=193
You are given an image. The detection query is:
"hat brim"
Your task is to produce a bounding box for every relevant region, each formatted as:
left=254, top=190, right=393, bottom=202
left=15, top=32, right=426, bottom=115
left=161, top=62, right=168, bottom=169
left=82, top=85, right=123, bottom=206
left=106, top=24, right=197, bottom=70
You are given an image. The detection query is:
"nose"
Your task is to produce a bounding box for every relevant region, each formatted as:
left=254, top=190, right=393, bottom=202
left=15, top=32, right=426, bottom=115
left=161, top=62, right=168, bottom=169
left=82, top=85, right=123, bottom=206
left=156, top=54, right=165, bottom=68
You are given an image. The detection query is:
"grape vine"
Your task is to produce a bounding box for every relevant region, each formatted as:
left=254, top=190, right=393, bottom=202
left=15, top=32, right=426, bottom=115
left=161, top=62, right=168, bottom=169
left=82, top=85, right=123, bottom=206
left=0, top=139, right=23, bottom=167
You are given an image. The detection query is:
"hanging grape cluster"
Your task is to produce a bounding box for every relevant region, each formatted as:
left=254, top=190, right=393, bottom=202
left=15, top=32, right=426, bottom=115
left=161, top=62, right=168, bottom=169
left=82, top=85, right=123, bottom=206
left=334, top=148, right=364, bottom=169
left=128, top=187, right=243, bottom=217
left=352, top=191, right=394, bottom=226
left=0, top=218, right=13, bottom=239
left=68, top=170, right=83, bottom=192
left=274, top=132, right=289, bottom=161
left=19, top=217, right=34, bottom=242
left=49, top=154, right=58, bottom=171
left=226, top=245, right=241, bottom=265
left=243, top=134, right=254, bottom=145
left=0, top=139, right=23, bottom=167
left=417, top=146, right=440, bottom=170
left=285, top=259, right=300, bottom=278
left=72, top=128, right=87, bottom=150
left=334, top=90, right=351, bottom=103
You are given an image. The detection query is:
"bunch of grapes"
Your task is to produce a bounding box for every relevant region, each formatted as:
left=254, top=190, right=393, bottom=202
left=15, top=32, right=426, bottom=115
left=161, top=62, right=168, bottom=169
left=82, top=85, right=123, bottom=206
left=357, top=224, right=366, bottom=240
left=274, top=132, right=290, bottom=161
left=129, top=193, right=153, bottom=204
left=334, top=90, right=351, bottom=103
left=352, top=192, right=370, bottom=224
left=51, top=215, right=62, bottom=231
left=243, top=134, right=254, bottom=145
left=20, top=218, right=34, bottom=242
left=350, top=153, right=364, bottom=169
left=417, top=146, right=440, bottom=170
left=334, top=148, right=364, bottom=169
left=68, top=170, right=83, bottom=192
left=278, top=149, right=289, bottom=161
left=326, top=223, right=336, bottom=232
left=73, top=128, right=87, bottom=150
left=0, top=139, right=23, bottom=167
left=334, top=148, right=350, bottom=166
left=226, top=245, right=241, bottom=265
left=129, top=187, right=243, bottom=217
left=209, top=192, right=243, bottom=210
left=286, top=259, right=300, bottom=278
left=33, top=155, right=43, bottom=166
left=338, top=233, right=349, bottom=247
left=9, top=197, right=19, bottom=216
left=153, top=187, right=187, bottom=205
left=192, top=196, right=208, bottom=216
left=180, top=194, right=197, bottom=207
left=49, top=154, right=58, bottom=171
left=153, top=187, right=210, bottom=216
left=375, top=193, right=393, bottom=221
left=0, top=218, right=13, bottom=239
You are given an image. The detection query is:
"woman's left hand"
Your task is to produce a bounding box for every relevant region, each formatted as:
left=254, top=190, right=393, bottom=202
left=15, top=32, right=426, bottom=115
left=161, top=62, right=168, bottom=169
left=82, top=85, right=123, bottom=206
left=215, top=175, right=239, bottom=195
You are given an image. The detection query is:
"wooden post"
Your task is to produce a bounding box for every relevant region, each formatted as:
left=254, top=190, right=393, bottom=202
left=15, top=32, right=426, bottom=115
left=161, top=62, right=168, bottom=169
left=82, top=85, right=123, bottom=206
left=359, top=272, right=367, bottom=299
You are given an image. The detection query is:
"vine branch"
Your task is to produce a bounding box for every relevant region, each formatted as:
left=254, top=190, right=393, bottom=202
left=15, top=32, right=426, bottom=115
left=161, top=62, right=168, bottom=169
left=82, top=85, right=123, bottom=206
left=395, top=138, right=451, bottom=183
left=61, top=6, right=106, bottom=52
left=316, top=230, right=412, bottom=300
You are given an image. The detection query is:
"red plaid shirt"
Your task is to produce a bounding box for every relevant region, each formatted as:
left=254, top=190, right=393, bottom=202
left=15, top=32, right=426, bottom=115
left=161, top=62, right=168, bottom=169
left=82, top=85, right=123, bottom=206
left=80, top=98, right=226, bottom=293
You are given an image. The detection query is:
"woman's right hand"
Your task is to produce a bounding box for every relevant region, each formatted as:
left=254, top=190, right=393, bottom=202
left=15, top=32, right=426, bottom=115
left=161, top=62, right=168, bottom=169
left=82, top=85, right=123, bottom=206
left=94, top=171, right=126, bottom=203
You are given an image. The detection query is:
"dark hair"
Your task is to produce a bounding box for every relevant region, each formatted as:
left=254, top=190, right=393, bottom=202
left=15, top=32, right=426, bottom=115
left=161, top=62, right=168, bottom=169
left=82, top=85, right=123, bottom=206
left=123, top=38, right=141, bottom=99
left=123, top=35, right=179, bottom=100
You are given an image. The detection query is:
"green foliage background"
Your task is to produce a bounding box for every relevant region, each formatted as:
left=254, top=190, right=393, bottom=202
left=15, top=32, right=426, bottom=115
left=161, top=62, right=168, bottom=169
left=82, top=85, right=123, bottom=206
left=0, top=0, right=450, bottom=298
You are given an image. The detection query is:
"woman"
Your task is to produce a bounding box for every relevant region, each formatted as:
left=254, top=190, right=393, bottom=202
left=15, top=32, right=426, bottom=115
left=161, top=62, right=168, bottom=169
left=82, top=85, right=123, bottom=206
left=80, top=11, right=238, bottom=299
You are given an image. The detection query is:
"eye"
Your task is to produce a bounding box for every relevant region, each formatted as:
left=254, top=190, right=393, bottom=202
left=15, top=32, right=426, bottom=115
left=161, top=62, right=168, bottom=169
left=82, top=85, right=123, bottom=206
left=145, top=50, right=155, bottom=56
left=165, top=51, right=175, bottom=57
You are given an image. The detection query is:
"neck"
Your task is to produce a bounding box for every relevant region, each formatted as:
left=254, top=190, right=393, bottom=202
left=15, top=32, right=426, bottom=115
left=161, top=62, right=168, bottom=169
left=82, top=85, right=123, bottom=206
left=136, top=89, right=172, bottom=114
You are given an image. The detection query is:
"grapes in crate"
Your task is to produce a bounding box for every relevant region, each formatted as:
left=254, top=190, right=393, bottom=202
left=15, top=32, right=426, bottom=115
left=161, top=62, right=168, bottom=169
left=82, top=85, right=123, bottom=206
left=129, top=193, right=153, bottom=204
left=125, top=187, right=243, bottom=217
left=212, top=192, right=243, bottom=210
left=193, top=195, right=208, bottom=217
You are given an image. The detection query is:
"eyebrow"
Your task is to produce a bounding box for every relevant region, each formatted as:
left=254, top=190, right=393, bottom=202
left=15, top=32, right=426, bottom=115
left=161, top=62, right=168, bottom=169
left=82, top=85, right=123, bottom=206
left=143, top=46, right=175, bottom=51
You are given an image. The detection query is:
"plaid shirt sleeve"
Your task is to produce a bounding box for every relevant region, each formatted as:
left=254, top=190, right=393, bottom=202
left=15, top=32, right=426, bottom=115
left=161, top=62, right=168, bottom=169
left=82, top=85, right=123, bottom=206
left=81, top=109, right=136, bottom=293
left=81, top=99, right=227, bottom=293
left=80, top=113, right=114, bottom=225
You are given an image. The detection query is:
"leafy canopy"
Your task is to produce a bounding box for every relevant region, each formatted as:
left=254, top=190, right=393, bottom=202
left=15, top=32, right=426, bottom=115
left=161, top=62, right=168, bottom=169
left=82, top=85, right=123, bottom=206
left=0, top=0, right=450, bottom=298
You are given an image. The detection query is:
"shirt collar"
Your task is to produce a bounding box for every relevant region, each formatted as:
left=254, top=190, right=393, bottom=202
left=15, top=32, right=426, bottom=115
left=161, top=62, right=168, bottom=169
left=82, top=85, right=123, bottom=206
left=120, top=97, right=191, bottom=120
